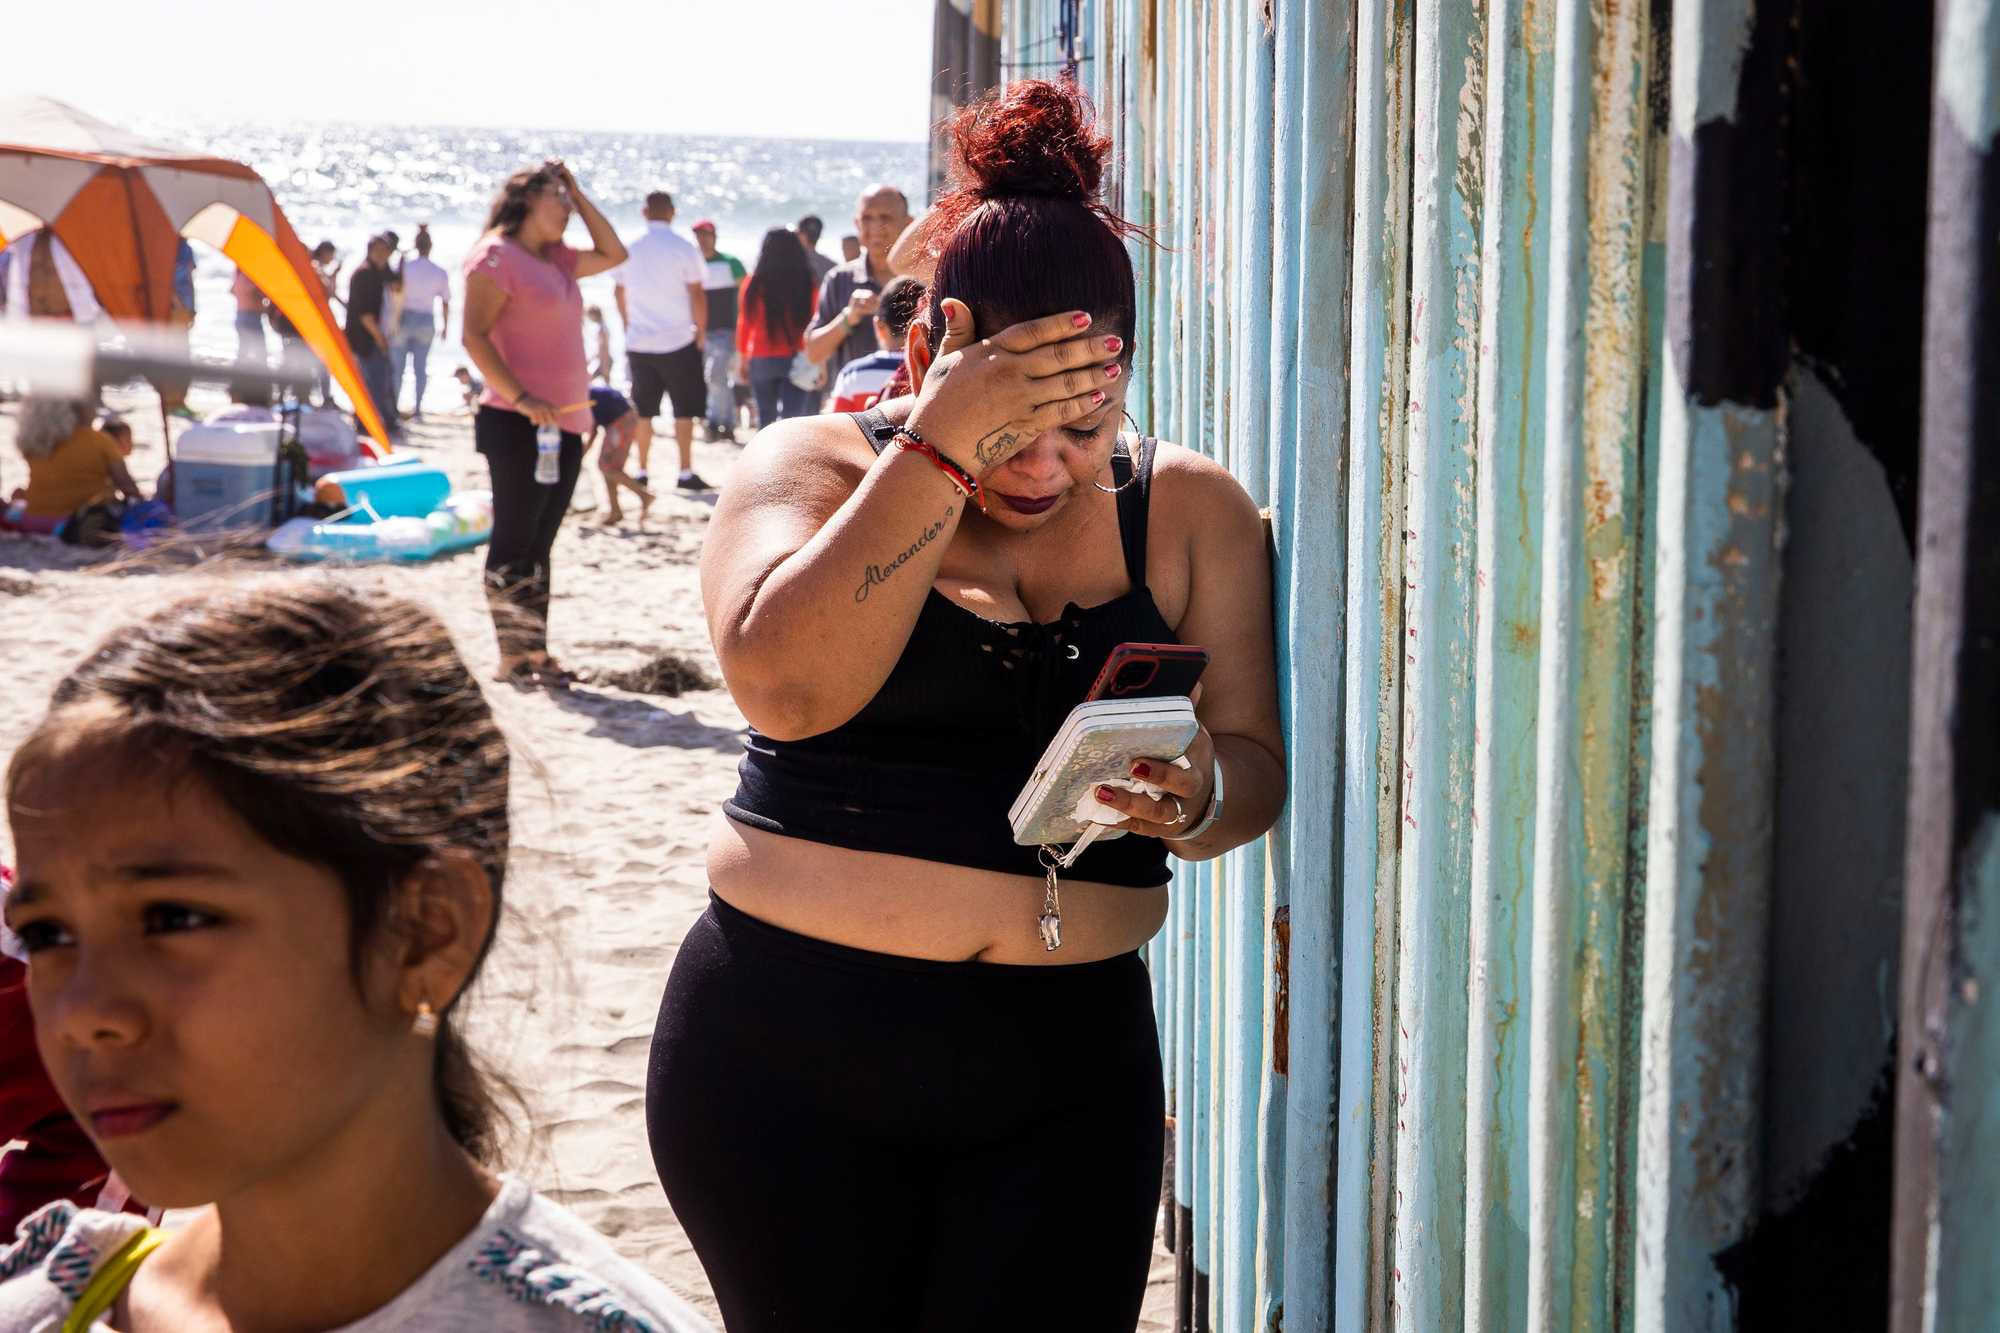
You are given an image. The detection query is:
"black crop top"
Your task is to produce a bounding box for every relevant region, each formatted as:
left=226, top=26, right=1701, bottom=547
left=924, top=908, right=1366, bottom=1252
left=723, top=409, right=1179, bottom=888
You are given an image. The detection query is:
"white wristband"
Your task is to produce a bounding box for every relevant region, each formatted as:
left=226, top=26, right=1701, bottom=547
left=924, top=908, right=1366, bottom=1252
left=1165, top=752, right=1225, bottom=843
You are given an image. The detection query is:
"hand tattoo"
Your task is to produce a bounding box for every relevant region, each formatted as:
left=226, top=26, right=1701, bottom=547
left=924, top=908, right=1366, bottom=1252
left=855, top=503, right=956, bottom=603
left=973, top=426, right=1021, bottom=468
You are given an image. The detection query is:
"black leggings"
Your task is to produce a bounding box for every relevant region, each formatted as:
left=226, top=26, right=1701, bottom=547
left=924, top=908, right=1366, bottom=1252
left=475, top=405, right=582, bottom=660
left=647, top=893, right=1165, bottom=1332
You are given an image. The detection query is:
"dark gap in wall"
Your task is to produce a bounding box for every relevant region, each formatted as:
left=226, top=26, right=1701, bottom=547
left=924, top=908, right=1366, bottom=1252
left=1666, top=0, right=1790, bottom=408
left=1784, top=0, right=1935, bottom=547
left=1717, top=1059, right=1897, bottom=1329
left=1720, top=0, right=1936, bottom=1325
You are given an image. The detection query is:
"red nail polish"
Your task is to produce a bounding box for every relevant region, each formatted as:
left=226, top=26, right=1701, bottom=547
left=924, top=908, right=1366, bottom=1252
left=1105, top=335, right=1124, bottom=354
left=1097, top=785, right=1116, bottom=801
left=1073, top=312, right=1092, bottom=328
left=1105, top=363, right=1123, bottom=380
left=1132, top=762, right=1151, bottom=778
left=1092, top=390, right=1106, bottom=404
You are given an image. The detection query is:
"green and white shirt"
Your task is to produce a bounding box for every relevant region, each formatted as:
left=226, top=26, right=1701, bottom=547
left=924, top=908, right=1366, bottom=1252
left=700, top=252, right=746, bottom=333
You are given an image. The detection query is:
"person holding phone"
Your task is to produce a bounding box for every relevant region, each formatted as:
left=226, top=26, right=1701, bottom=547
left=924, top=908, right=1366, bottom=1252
left=652, top=80, right=1285, bottom=1331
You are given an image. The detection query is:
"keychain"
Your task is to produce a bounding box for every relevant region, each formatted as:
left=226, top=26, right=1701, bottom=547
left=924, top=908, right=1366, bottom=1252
left=1037, top=847, right=1065, bottom=951
left=1038, top=821, right=1117, bottom=951
left=1034, top=754, right=1193, bottom=951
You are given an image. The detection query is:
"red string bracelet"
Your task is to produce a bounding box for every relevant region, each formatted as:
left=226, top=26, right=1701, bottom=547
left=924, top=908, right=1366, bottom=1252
left=892, top=429, right=986, bottom=511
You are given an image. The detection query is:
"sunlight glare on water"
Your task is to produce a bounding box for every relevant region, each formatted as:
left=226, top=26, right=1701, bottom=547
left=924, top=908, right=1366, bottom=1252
left=145, top=118, right=924, bottom=397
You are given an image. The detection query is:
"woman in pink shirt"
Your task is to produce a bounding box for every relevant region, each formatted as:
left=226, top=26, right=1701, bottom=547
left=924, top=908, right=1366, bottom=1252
left=461, top=160, right=627, bottom=687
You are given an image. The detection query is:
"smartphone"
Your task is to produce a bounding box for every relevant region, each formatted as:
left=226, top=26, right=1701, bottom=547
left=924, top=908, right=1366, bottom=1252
left=1010, top=698, right=1202, bottom=847
left=1086, top=642, right=1210, bottom=702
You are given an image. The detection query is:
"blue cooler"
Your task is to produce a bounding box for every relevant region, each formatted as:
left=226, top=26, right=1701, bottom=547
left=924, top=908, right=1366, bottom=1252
left=174, top=423, right=290, bottom=531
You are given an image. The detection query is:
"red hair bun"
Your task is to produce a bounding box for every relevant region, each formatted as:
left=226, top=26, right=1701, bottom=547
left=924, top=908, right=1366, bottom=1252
left=924, top=78, right=1148, bottom=356
left=931, top=79, right=1145, bottom=244
left=948, top=78, right=1108, bottom=203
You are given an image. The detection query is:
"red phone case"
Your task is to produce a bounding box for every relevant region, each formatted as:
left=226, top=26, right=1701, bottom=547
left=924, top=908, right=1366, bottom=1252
left=1087, top=642, right=1210, bottom=701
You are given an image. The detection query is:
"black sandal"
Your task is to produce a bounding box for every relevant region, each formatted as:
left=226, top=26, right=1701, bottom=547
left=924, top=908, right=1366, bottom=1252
left=529, top=656, right=579, bottom=690
left=495, top=659, right=543, bottom=689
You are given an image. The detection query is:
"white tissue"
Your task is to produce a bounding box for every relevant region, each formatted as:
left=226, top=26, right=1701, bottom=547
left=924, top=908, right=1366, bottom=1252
left=1068, top=750, right=1197, bottom=825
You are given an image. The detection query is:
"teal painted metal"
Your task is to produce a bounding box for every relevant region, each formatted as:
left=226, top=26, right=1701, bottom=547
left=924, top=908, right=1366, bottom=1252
left=1236, top=9, right=1288, bottom=1333
left=1219, top=5, right=1278, bottom=1331
left=1464, top=0, right=1553, bottom=1327
left=1271, top=0, right=1355, bottom=1326
left=1527, top=0, right=1657, bottom=1328
left=1392, top=0, right=1484, bottom=1326
left=1337, top=2, right=1413, bottom=1329
left=969, top=2, right=1989, bottom=1330
left=1633, top=0, right=1782, bottom=1328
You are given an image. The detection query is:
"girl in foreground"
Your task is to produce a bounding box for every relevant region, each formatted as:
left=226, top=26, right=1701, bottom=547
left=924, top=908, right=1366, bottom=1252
left=0, top=582, right=708, bottom=1332
left=653, top=80, right=1285, bottom=1330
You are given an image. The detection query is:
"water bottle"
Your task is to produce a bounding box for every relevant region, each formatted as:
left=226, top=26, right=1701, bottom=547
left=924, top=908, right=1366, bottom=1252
left=534, top=422, right=561, bottom=485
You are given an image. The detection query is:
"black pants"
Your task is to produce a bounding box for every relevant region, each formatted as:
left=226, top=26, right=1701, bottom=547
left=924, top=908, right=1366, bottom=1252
left=475, top=406, right=582, bottom=661
left=648, top=894, right=1165, bottom=1332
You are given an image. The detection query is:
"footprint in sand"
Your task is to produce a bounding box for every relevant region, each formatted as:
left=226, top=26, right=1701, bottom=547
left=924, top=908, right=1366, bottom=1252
left=555, top=1035, right=653, bottom=1062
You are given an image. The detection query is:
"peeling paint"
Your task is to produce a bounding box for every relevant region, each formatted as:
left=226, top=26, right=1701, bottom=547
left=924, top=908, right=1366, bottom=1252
left=978, top=1, right=1914, bottom=1331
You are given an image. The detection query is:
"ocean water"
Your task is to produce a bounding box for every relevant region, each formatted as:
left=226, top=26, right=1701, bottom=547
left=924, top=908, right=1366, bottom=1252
left=146, top=118, right=925, bottom=411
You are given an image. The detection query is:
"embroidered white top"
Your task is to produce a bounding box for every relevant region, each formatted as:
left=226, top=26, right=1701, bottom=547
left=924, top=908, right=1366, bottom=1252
left=0, top=1174, right=713, bottom=1332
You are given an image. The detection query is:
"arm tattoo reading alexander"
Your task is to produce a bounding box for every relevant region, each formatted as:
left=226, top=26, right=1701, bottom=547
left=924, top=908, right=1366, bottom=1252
left=854, top=503, right=956, bottom=603
left=973, top=426, right=1021, bottom=468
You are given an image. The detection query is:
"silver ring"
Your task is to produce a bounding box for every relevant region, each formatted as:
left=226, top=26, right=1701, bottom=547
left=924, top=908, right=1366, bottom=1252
left=1169, top=796, right=1186, bottom=825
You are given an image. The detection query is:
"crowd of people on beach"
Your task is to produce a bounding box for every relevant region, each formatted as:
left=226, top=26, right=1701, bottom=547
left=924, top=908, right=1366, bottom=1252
left=0, top=78, right=1288, bottom=1332
left=209, top=188, right=916, bottom=491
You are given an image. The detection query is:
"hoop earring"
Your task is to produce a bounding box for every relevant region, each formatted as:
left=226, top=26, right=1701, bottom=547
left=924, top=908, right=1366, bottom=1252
left=1093, top=413, right=1144, bottom=494
left=1093, top=456, right=1140, bottom=495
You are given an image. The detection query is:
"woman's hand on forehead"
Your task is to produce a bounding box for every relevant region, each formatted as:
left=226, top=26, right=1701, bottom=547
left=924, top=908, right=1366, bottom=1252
left=910, top=302, right=1125, bottom=477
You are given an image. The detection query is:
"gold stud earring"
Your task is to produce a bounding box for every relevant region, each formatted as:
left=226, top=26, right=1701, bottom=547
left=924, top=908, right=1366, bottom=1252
left=412, top=1000, right=438, bottom=1038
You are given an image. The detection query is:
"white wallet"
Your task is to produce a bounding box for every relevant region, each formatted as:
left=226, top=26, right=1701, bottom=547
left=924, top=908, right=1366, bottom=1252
left=1008, top=697, right=1200, bottom=848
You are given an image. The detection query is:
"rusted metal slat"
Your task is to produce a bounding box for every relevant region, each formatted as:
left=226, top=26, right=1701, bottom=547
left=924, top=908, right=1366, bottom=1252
left=1890, top=0, right=2000, bottom=1328
left=1634, top=0, right=1787, bottom=1326
left=1389, top=0, right=1485, bottom=1324
left=1525, top=0, right=1657, bottom=1325
left=1336, top=1, right=1415, bottom=1327
left=1272, top=0, right=1360, bottom=1324
left=1464, top=0, right=1555, bottom=1325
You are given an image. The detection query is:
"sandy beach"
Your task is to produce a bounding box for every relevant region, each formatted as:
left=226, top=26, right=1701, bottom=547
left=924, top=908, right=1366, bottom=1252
left=0, top=386, right=1174, bottom=1327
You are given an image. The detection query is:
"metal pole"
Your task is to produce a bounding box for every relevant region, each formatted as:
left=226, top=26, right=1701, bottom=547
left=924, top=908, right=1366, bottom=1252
left=1889, top=0, right=2000, bottom=1327
left=1634, top=1, right=1789, bottom=1327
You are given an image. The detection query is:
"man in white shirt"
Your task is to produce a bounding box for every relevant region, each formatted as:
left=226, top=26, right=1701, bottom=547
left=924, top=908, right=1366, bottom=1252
left=392, top=225, right=451, bottom=420
left=614, top=191, right=711, bottom=492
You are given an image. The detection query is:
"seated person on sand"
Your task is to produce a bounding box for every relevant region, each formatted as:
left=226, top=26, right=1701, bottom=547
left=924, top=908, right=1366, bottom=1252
left=98, top=414, right=134, bottom=457
left=455, top=364, right=483, bottom=412
left=9, top=400, right=142, bottom=525
left=586, top=385, right=655, bottom=524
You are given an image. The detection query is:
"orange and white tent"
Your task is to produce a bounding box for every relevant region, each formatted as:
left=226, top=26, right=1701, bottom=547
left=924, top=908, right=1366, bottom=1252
left=0, top=95, right=391, bottom=453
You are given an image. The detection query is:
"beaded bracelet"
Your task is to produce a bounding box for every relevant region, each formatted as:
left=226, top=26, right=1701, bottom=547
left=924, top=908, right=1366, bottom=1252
left=892, top=428, right=986, bottom=511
